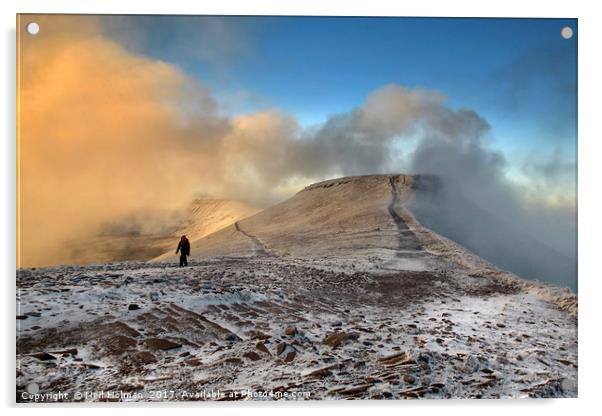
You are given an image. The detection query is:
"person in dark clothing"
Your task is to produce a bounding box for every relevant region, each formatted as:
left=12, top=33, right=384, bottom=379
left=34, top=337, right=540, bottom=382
left=176, top=235, right=190, bottom=267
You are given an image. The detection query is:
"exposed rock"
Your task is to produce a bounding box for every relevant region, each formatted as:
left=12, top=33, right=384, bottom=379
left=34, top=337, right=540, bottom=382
left=49, top=348, right=78, bottom=356
left=306, top=364, right=338, bottom=379
left=106, top=335, right=137, bottom=355
left=461, top=355, right=480, bottom=373
left=284, top=350, right=296, bottom=363
left=144, top=338, right=182, bottom=351
left=378, top=351, right=416, bottom=366
left=323, top=331, right=349, bottom=349
left=403, top=374, right=416, bottom=384
left=134, top=351, right=157, bottom=364
left=222, top=357, right=242, bottom=366
left=338, top=383, right=373, bottom=395
left=112, top=321, right=142, bottom=337
left=347, top=332, right=361, bottom=341
left=284, top=326, right=298, bottom=337
left=244, top=351, right=261, bottom=361
left=247, top=330, right=271, bottom=340
left=31, top=352, right=56, bottom=361
left=255, top=342, right=270, bottom=355
left=185, top=358, right=202, bottom=366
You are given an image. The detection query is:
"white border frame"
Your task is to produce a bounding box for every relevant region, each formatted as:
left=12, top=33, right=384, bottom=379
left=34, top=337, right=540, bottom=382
left=2, top=1, right=599, bottom=415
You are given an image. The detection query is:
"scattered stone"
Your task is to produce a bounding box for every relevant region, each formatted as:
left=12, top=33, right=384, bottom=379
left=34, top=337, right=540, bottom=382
left=247, top=330, right=271, bottom=340
left=347, top=332, right=360, bottom=341
left=112, top=321, right=142, bottom=337
left=16, top=315, right=27, bottom=320
left=323, top=331, right=349, bottom=349
left=338, top=383, right=373, bottom=395
left=403, top=374, right=416, bottom=384
left=276, top=342, right=287, bottom=355
left=31, top=352, right=56, bottom=361
left=284, top=350, right=296, bottom=363
left=106, top=335, right=137, bottom=355
left=430, top=382, right=445, bottom=392
left=378, top=351, right=415, bottom=366
left=284, top=326, right=298, bottom=336
left=256, top=342, right=270, bottom=355
left=306, top=364, right=338, bottom=379
left=223, top=357, right=243, bottom=366
left=134, top=351, right=157, bottom=364
left=128, top=304, right=141, bottom=311
left=25, top=312, right=42, bottom=317
left=144, top=338, right=182, bottom=351
left=49, top=348, right=78, bottom=356
left=244, top=351, right=261, bottom=361
left=462, top=355, right=480, bottom=373
left=185, top=358, right=202, bottom=366
left=556, top=359, right=576, bottom=367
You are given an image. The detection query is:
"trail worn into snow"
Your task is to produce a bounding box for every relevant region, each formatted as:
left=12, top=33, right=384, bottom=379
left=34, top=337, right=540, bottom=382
left=388, top=176, right=423, bottom=252
left=234, top=221, right=275, bottom=257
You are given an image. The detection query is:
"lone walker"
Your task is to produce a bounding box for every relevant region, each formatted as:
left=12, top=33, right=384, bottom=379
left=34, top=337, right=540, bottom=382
left=176, top=235, right=190, bottom=267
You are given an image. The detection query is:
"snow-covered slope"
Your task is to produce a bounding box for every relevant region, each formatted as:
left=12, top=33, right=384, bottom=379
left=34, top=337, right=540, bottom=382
left=152, top=199, right=261, bottom=261
left=66, top=198, right=260, bottom=265
left=157, top=175, right=436, bottom=270
left=16, top=174, right=577, bottom=401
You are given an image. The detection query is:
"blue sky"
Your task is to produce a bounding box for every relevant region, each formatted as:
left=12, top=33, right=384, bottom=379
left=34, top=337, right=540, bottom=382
left=106, top=16, right=577, bottom=183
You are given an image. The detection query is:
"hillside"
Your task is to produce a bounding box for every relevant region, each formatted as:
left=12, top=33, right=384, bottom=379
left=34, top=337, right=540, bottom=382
left=156, top=175, right=439, bottom=272
left=65, top=198, right=260, bottom=265
left=17, top=174, right=577, bottom=401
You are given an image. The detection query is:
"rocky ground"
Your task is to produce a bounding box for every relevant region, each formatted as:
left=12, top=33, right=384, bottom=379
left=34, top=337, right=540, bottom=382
left=16, top=256, right=577, bottom=402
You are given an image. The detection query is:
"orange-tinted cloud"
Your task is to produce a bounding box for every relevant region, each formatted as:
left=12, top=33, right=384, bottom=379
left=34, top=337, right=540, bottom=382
left=18, top=16, right=232, bottom=266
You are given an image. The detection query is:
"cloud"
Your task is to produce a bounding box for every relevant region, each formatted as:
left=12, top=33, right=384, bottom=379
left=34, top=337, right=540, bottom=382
left=18, top=16, right=230, bottom=266
left=18, top=16, right=576, bottom=291
left=99, top=15, right=256, bottom=72
left=492, top=42, right=577, bottom=111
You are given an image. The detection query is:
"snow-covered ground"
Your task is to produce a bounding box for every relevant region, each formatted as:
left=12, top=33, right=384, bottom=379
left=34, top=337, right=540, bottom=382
left=16, top=175, right=577, bottom=401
